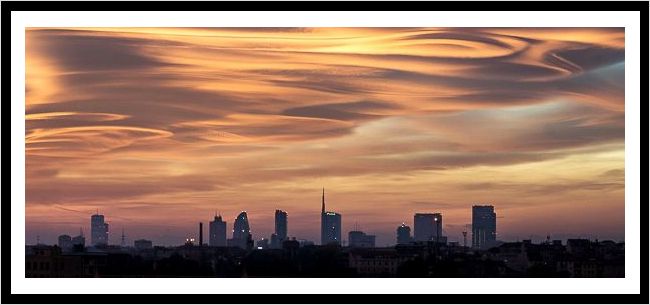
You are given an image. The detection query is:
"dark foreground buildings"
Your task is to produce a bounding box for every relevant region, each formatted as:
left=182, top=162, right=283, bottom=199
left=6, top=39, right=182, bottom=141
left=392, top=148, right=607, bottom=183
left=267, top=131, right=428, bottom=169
left=28, top=194, right=621, bottom=278
left=26, top=238, right=623, bottom=278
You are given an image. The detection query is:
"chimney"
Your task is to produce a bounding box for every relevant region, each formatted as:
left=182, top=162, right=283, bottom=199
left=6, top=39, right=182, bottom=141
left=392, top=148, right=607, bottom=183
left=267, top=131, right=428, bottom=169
left=199, top=222, right=203, bottom=246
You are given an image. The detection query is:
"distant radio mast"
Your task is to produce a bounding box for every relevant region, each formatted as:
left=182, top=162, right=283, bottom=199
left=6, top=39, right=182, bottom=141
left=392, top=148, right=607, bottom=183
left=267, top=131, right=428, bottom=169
left=121, top=228, right=126, bottom=247
left=462, top=231, right=468, bottom=248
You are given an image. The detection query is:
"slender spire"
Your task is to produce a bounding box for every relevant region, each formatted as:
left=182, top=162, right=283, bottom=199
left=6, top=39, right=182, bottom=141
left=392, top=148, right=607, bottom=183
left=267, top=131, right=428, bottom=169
left=321, top=188, right=325, bottom=214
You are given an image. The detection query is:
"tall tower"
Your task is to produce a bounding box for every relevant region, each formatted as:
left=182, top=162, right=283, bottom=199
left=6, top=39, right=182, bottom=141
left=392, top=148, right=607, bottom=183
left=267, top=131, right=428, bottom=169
left=232, top=211, right=251, bottom=249
left=275, top=210, right=288, bottom=241
left=91, top=213, right=109, bottom=246
left=472, top=205, right=496, bottom=249
left=320, top=188, right=342, bottom=245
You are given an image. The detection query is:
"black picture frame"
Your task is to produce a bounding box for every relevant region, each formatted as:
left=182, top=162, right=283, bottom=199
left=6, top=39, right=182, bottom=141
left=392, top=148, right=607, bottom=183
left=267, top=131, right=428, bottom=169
left=2, top=1, right=647, bottom=303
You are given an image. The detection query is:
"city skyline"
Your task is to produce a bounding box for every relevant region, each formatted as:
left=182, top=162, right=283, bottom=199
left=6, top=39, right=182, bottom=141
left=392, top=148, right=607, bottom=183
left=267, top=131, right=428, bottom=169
left=26, top=27, right=625, bottom=247
left=31, top=199, right=620, bottom=249
left=29, top=201, right=625, bottom=278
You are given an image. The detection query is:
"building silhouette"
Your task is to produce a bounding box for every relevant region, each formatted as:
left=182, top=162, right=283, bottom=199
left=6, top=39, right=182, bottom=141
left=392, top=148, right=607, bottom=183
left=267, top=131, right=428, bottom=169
left=413, top=213, right=442, bottom=242
left=270, top=233, right=279, bottom=249
left=396, top=223, right=412, bottom=244
left=90, top=213, right=109, bottom=246
left=134, top=239, right=153, bottom=250
left=231, top=211, right=251, bottom=249
left=320, top=189, right=342, bottom=245
left=472, top=205, right=497, bottom=249
left=209, top=214, right=227, bottom=247
left=348, top=230, right=376, bottom=248
left=270, top=210, right=288, bottom=249
left=197, top=222, right=202, bottom=246
left=57, top=235, right=73, bottom=251
left=71, top=228, right=85, bottom=249
left=275, top=210, right=288, bottom=242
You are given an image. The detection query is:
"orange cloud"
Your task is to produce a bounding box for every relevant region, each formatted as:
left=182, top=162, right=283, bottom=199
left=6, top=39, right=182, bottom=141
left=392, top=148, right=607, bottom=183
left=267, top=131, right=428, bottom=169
left=25, top=28, right=624, bottom=246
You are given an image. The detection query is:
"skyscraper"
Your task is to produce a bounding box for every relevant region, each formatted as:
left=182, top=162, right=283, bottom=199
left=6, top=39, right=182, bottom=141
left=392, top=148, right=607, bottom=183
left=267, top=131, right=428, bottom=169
left=320, top=189, right=342, bottom=245
left=275, top=209, right=288, bottom=242
left=396, top=223, right=412, bottom=244
left=232, top=211, right=251, bottom=249
left=472, top=205, right=497, bottom=249
left=413, top=213, right=442, bottom=242
left=90, top=213, right=109, bottom=246
left=209, top=214, right=227, bottom=247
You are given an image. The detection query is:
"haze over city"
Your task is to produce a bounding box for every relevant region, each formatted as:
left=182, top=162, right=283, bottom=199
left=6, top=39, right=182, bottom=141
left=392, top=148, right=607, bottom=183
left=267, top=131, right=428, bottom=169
left=26, top=27, right=624, bottom=246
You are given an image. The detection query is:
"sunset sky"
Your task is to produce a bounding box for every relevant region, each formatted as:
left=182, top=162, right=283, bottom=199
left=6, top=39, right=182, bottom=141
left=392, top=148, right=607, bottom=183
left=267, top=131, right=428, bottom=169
left=25, top=27, right=625, bottom=246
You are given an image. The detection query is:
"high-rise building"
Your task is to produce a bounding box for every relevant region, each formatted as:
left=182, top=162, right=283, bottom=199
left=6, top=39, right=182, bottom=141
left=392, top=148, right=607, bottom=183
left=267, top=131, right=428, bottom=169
left=348, top=231, right=376, bottom=248
left=396, top=223, right=412, bottom=244
left=472, top=205, right=497, bottom=249
left=58, top=234, right=73, bottom=251
left=90, top=213, right=109, bottom=246
left=413, top=213, right=442, bottom=242
left=275, top=210, right=288, bottom=242
left=320, top=189, right=342, bottom=245
left=232, top=211, right=251, bottom=249
left=209, top=214, right=227, bottom=247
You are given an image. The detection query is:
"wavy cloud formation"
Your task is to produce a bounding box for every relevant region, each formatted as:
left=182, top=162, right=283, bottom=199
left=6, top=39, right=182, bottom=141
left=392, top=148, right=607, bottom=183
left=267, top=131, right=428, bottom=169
left=25, top=28, right=624, bottom=246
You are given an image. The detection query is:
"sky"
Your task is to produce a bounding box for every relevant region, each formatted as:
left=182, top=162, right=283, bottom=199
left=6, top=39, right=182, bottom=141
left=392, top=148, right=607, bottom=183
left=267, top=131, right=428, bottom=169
left=25, top=27, right=625, bottom=247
